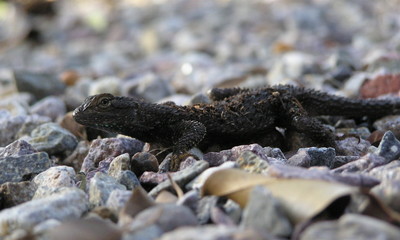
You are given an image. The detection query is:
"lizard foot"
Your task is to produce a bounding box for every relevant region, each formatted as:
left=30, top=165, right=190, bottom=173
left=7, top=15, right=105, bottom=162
left=169, top=152, right=196, bottom=172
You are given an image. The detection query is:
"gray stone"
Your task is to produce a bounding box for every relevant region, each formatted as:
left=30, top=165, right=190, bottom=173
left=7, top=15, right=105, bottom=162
left=148, top=160, right=209, bottom=198
left=287, top=150, right=311, bottom=167
left=88, top=76, right=121, bottom=96
left=116, top=170, right=140, bottom=190
left=241, top=186, right=292, bottom=237
left=0, top=188, right=88, bottom=236
left=0, top=110, right=50, bottom=147
left=304, top=147, right=336, bottom=168
left=300, top=214, right=400, bottom=240
left=122, top=72, right=174, bottom=102
left=32, top=166, right=76, bottom=199
left=332, top=153, right=387, bottom=173
left=81, top=137, right=144, bottom=174
left=30, top=96, right=67, bottom=121
left=89, top=172, right=126, bottom=208
left=0, top=140, right=37, bottom=158
left=374, top=115, right=400, bottom=139
left=106, top=189, right=132, bottom=214
left=27, top=122, right=78, bottom=156
left=336, top=137, right=371, bottom=157
left=0, top=181, right=36, bottom=208
left=196, top=196, right=219, bottom=224
left=126, top=204, right=197, bottom=235
left=122, top=224, right=163, bottom=240
left=32, top=219, right=61, bottom=236
left=0, top=152, right=52, bottom=184
left=376, top=131, right=400, bottom=161
left=13, top=71, right=66, bottom=100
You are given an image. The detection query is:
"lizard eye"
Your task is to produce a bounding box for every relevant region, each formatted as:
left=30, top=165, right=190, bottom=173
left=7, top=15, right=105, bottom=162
left=99, top=98, right=111, bottom=108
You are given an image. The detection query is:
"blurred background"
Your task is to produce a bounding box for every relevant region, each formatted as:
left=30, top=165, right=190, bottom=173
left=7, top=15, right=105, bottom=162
left=1, top=0, right=400, bottom=104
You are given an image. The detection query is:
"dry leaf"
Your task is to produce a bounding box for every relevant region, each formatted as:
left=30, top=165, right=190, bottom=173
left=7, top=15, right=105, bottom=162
left=155, top=190, right=178, bottom=203
left=119, top=187, right=155, bottom=227
left=201, top=168, right=357, bottom=224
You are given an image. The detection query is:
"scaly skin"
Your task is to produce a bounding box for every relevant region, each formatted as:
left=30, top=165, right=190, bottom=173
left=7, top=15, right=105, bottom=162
left=73, top=85, right=400, bottom=170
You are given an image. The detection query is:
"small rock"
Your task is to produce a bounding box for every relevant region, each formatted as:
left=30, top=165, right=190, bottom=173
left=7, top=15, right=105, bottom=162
left=126, top=204, right=197, bottom=236
left=32, top=166, right=76, bottom=199
left=300, top=214, right=400, bottom=240
left=287, top=150, right=311, bottom=167
left=376, top=131, right=400, bottom=161
left=81, top=137, right=144, bottom=174
left=196, top=196, right=219, bottom=224
left=106, top=189, right=132, bottom=214
left=332, top=153, right=387, bottom=173
left=33, top=219, right=61, bottom=236
left=122, top=72, right=174, bottom=102
left=236, top=151, right=270, bottom=174
left=0, top=152, right=52, bottom=184
left=0, top=110, right=50, bottom=147
left=0, top=188, right=88, bottom=236
left=0, top=94, right=30, bottom=117
left=241, top=186, right=292, bottom=237
left=88, top=76, right=121, bottom=96
left=131, top=152, right=159, bottom=177
left=13, top=70, right=66, bottom=100
left=89, top=172, right=126, bottom=208
left=0, top=140, right=37, bottom=157
left=27, top=122, right=78, bottom=157
left=374, top=115, right=400, bottom=139
left=179, top=156, right=198, bottom=170
left=0, top=181, right=36, bottom=209
left=361, top=74, right=400, bottom=99
left=148, top=160, right=209, bottom=198
left=177, top=190, right=200, bottom=214
left=115, top=170, right=140, bottom=190
left=108, top=153, right=131, bottom=178
left=62, top=140, right=89, bottom=171
left=336, top=137, right=371, bottom=156
left=30, top=96, right=66, bottom=121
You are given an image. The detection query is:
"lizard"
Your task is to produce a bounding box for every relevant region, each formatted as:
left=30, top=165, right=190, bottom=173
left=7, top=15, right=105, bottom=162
left=72, top=85, right=400, bottom=171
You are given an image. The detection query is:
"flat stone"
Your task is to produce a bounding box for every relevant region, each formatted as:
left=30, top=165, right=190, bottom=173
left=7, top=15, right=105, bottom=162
left=0, top=152, right=52, bottom=184
left=240, top=186, right=292, bottom=237
left=331, top=153, right=387, bottom=174
left=300, top=214, right=400, bottom=240
left=0, top=188, right=88, bottom=236
left=89, top=172, right=126, bottom=208
left=27, top=122, right=78, bottom=157
left=13, top=70, right=66, bottom=100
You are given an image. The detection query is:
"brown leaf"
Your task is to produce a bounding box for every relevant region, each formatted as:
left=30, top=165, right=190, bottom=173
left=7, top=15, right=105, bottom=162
left=155, top=190, right=178, bottom=203
left=201, top=168, right=357, bottom=224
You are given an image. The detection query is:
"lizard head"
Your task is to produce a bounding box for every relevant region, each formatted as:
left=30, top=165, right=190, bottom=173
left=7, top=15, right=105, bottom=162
left=73, top=93, right=140, bottom=133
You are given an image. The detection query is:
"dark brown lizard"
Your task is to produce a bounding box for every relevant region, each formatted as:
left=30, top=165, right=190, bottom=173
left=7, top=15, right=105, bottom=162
left=73, top=85, right=400, bottom=170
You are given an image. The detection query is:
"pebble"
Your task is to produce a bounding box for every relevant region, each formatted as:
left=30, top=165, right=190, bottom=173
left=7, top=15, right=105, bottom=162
left=0, top=151, right=52, bottom=184
left=124, top=204, right=197, bottom=238
left=0, top=110, right=50, bottom=147
left=288, top=147, right=336, bottom=168
left=129, top=152, right=159, bottom=177
left=81, top=137, right=144, bottom=174
left=27, top=122, right=78, bottom=157
left=241, top=186, right=292, bottom=237
left=376, top=131, right=400, bottom=162
left=32, top=166, right=76, bottom=199
left=13, top=71, right=66, bottom=100
left=89, top=172, right=126, bottom=208
left=0, top=140, right=37, bottom=157
left=0, top=181, right=36, bottom=209
left=30, top=96, right=67, bottom=121
left=88, top=76, right=121, bottom=96
left=106, top=189, right=132, bottom=214
left=236, top=151, right=270, bottom=174
left=148, top=160, right=209, bottom=198
left=0, top=188, right=88, bottom=236
left=300, top=214, right=400, bottom=240
left=374, top=115, right=400, bottom=139
left=336, top=137, right=371, bottom=156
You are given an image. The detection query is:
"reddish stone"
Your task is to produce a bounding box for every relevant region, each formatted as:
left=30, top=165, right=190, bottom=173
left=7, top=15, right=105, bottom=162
left=360, top=74, right=400, bottom=98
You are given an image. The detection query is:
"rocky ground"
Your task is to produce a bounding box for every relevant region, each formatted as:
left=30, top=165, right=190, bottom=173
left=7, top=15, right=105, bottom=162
left=1, top=0, right=400, bottom=239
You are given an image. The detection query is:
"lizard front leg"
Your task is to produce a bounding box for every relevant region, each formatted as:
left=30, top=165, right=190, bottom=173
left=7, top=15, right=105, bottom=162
left=169, top=120, right=206, bottom=171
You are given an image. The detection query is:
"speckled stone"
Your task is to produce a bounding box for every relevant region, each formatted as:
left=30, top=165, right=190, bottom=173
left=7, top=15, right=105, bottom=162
left=81, top=137, right=144, bottom=174
left=32, top=166, right=76, bottom=199
left=89, top=172, right=126, bottom=208
left=106, top=189, right=132, bottom=214
left=376, top=131, right=400, bottom=162
left=27, top=122, right=78, bottom=156
left=0, top=140, right=37, bottom=158
left=236, top=151, right=270, bottom=174
left=0, top=181, right=36, bottom=209
left=0, top=152, right=52, bottom=184
left=0, top=188, right=88, bottom=236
